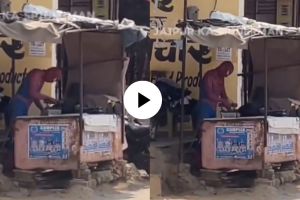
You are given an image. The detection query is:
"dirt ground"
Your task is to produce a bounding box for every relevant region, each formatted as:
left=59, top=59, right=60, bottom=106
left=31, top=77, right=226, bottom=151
left=150, top=146, right=300, bottom=200
left=156, top=183, right=300, bottom=200
left=0, top=180, right=150, bottom=200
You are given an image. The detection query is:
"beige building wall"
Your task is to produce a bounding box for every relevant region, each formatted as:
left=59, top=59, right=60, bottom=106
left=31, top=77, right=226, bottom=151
left=150, top=0, right=244, bottom=104
left=0, top=0, right=57, bottom=117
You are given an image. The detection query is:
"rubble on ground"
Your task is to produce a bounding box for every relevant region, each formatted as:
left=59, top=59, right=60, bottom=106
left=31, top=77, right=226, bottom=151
left=255, top=161, right=300, bottom=188
left=112, top=160, right=148, bottom=181
left=71, top=160, right=148, bottom=189
left=138, top=170, right=149, bottom=179
left=277, top=170, right=297, bottom=183
left=124, top=163, right=141, bottom=181
left=92, top=170, right=114, bottom=185
left=112, top=160, right=127, bottom=180
left=150, top=145, right=300, bottom=197
left=0, top=160, right=147, bottom=194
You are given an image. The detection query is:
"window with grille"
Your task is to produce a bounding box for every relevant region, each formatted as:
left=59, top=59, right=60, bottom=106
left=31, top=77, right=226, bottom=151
left=93, top=0, right=110, bottom=19
left=281, top=5, right=289, bottom=16
left=257, top=0, right=277, bottom=14
left=277, top=0, right=294, bottom=26
left=70, top=0, right=91, bottom=13
left=245, top=0, right=277, bottom=24
left=97, top=0, right=105, bottom=8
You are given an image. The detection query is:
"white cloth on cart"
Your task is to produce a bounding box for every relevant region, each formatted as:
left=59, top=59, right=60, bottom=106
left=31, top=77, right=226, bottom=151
left=83, top=114, right=118, bottom=133
left=267, top=117, right=300, bottom=135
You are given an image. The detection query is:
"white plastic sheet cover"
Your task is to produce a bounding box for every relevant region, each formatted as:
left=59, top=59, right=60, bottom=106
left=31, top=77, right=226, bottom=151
left=267, top=117, right=300, bottom=135
left=186, top=11, right=300, bottom=49
left=186, top=26, right=248, bottom=49
left=23, top=4, right=118, bottom=28
left=83, top=114, right=118, bottom=133
left=0, top=20, right=61, bottom=43
left=0, top=4, right=148, bottom=46
left=22, top=4, right=148, bottom=47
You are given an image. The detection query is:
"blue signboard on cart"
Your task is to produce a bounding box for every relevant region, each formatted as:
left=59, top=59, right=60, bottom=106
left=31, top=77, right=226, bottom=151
left=215, top=126, right=254, bottom=160
left=28, top=124, right=69, bottom=160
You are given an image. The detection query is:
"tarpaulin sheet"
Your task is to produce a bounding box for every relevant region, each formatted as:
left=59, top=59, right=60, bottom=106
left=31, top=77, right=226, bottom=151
left=0, top=4, right=148, bottom=47
left=186, top=11, right=300, bottom=49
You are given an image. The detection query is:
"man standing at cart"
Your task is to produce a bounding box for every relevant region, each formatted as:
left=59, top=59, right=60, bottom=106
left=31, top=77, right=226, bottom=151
left=3, top=67, right=62, bottom=175
left=192, top=61, right=237, bottom=130
left=5, top=67, right=62, bottom=129
left=191, top=61, right=237, bottom=172
left=202, top=61, right=237, bottom=112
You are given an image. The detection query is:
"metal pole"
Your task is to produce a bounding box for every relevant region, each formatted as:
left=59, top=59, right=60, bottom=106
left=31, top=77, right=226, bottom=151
left=115, top=0, right=119, bottom=20
left=79, top=32, right=84, bottom=140
left=264, top=38, right=268, bottom=152
left=59, top=39, right=65, bottom=100
left=11, top=58, right=15, bottom=96
left=78, top=32, right=84, bottom=177
left=11, top=39, right=17, bottom=96
left=242, top=50, right=249, bottom=105
left=121, top=52, right=126, bottom=144
left=178, top=0, right=188, bottom=173
left=264, top=38, right=268, bottom=122
left=198, top=45, right=203, bottom=133
left=246, top=50, right=251, bottom=104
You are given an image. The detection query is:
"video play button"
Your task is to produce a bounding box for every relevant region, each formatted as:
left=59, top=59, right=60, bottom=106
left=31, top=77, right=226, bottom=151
left=124, top=81, right=162, bottom=120
left=138, top=93, right=150, bottom=108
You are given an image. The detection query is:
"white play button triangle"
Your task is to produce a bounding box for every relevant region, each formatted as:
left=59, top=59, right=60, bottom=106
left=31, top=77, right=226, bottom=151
left=124, top=81, right=162, bottom=120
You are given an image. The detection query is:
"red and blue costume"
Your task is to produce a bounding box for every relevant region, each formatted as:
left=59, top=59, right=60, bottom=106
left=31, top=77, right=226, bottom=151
left=5, top=67, right=62, bottom=128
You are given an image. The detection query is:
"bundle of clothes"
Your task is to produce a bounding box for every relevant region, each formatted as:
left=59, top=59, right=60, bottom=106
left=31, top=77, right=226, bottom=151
left=238, top=87, right=299, bottom=117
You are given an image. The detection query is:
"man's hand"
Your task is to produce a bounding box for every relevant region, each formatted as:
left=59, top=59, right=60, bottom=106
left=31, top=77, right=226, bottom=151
left=221, top=100, right=231, bottom=110
left=226, top=99, right=238, bottom=108
left=231, top=102, right=238, bottom=108
left=44, top=98, right=58, bottom=105
left=220, top=100, right=237, bottom=111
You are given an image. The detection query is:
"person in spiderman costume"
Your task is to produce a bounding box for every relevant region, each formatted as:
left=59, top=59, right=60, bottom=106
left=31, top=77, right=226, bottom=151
left=5, top=67, right=62, bottom=128
left=3, top=67, right=62, bottom=175
left=192, top=61, right=237, bottom=130
left=201, top=61, right=237, bottom=115
left=191, top=62, right=237, bottom=172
